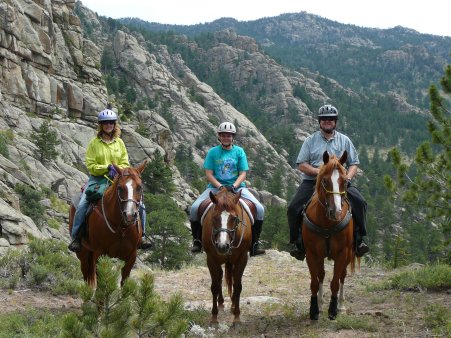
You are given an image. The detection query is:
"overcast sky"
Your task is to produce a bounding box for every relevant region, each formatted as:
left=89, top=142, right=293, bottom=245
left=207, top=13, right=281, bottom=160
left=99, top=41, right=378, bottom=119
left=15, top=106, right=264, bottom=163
left=79, top=0, right=451, bottom=37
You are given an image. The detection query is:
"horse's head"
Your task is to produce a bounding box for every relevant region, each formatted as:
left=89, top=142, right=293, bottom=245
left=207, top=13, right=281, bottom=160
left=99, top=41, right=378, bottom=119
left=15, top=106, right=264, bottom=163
left=317, top=151, right=348, bottom=220
left=112, top=160, right=148, bottom=227
left=208, top=188, right=243, bottom=255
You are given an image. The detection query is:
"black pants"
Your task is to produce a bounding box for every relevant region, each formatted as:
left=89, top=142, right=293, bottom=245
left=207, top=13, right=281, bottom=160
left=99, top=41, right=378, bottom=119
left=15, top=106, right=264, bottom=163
left=287, top=180, right=367, bottom=243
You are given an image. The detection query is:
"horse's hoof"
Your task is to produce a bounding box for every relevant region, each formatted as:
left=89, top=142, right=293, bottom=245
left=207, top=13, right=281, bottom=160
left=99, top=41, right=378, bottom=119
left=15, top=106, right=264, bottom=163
left=232, top=320, right=241, bottom=328
left=329, top=314, right=337, bottom=320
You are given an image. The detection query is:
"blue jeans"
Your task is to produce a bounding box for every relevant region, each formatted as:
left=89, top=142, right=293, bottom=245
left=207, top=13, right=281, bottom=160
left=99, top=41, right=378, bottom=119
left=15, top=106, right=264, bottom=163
left=189, top=187, right=264, bottom=222
left=72, top=175, right=147, bottom=239
left=71, top=175, right=104, bottom=239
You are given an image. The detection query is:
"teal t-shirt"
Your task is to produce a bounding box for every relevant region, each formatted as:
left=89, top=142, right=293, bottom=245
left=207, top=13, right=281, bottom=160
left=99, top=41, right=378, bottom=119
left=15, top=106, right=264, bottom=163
left=203, top=145, right=249, bottom=187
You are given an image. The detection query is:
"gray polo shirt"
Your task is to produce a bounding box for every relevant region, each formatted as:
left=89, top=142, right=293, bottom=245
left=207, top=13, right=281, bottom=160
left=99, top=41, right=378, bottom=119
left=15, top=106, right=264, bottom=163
left=296, top=130, right=360, bottom=181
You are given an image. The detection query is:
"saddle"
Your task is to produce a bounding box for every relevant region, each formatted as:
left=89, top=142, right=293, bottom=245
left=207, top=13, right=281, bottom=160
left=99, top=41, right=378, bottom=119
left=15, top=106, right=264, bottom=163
left=198, top=197, right=257, bottom=225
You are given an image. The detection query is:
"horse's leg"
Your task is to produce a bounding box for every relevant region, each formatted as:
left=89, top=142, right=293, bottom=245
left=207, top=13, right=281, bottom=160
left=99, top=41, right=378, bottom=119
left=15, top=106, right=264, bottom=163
left=230, top=254, right=248, bottom=324
left=217, top=266, right=224, bottom=311
left=329, top=253, right=348, bottom=320
left=338, top=259, right=348, bottom=312
left=120, top=253, right=137, bottom=286
left=318, top=260, right=326, bottom=310
left=88, top=251, right=98, bottom=288
left=77, top=249, right=91, bottom=284
left=306, top=252, right=321, bottom=320
left=207, top=257, right=222, bottom=324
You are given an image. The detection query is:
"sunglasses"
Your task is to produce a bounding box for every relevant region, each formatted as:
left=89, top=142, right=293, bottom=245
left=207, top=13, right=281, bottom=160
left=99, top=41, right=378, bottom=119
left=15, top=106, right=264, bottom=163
left=100, top=121, right=116, bottom=125
left=319, top=117, right=337, bottom=122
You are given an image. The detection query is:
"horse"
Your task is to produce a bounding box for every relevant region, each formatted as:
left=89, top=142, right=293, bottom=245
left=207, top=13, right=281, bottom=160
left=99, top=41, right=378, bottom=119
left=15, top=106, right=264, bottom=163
left=68, top=160, right=148, bottom=287
left=201, top=188, right=252, bottom=324
left=302, top=151, right=357, bottom=320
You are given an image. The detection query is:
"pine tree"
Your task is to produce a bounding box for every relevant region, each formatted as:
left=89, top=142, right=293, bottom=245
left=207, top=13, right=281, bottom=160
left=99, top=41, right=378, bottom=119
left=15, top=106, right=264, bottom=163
left=31, top=120, right=60, bottom=163
left=385, top=65, right=451, bottom=262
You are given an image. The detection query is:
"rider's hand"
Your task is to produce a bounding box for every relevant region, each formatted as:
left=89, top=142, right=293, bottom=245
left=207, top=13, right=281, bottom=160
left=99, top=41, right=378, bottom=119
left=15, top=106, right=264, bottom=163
left=345, top=179, right=352, bottom=188
left=108, top=164, right=118, bottom=179
left=225, top=185, right=236, bottom=193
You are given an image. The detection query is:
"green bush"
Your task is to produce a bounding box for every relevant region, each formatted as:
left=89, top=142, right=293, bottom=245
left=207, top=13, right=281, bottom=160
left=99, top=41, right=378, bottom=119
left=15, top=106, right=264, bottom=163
left=14, top=184, right=46, bottom=227
left=30, top=120, right=60, bottom=163
left=0, top=238, right=81, bottom=294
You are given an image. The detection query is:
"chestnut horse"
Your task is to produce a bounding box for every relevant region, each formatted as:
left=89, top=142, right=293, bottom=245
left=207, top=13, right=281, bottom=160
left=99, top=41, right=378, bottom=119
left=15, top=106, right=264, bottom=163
left=69, top=160, right=147, bottom=287
left=303, top=151, right=357, bottom=320
left=202, top=189, right=252, bottom=324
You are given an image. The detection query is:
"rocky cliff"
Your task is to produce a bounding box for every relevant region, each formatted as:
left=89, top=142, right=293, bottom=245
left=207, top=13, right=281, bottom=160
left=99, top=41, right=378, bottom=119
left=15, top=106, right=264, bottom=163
left=0, top=0, right=302, bottom=252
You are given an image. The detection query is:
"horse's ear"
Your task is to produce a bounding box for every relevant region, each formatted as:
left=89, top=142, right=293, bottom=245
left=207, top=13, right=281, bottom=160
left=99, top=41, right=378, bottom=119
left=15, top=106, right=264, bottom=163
left=210, top=191, right=217, bottom=204
left=135, top=159, right=149, bottom=174
left=233, top=190, right=242, bottom=204
left=339, top=151, right=348, bottom=165
left=323, top=151, right=330, bottom=164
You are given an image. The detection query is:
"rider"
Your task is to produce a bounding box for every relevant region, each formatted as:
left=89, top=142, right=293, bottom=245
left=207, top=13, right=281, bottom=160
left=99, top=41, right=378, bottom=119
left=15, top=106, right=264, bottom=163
left=189, top=122, right=266, bottom=256
left=287, top=104, right=370, bottom=260
left=68, top=108, right=152, bottom=252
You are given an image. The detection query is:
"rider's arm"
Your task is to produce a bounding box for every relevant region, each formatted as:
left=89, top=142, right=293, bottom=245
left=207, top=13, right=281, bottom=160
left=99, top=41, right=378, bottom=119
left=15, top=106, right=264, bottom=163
left=298, top=162, right=320, bottom=177
left=346, top=165, right=358, bottom=181
left=233, top=171, right=247, bottom=188
left=205, top=169, right=223, bottom=189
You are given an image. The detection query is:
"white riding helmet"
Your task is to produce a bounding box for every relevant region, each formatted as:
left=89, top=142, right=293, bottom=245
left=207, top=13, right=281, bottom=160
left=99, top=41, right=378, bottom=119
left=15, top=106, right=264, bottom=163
left=98, top=109, right=117, bottom=122
left=217, top=122, right=236, bottom=134
left=318, top=104, right=338, bottom=119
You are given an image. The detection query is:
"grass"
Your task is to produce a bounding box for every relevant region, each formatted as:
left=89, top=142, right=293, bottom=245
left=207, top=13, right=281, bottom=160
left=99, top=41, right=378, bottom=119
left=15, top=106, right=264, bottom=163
left=367, top=263, right=451, bottom=291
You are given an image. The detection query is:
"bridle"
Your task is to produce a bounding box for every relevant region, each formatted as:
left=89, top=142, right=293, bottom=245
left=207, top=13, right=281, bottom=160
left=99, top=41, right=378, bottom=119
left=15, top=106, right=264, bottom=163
left=101, top=172, right=142, bottom=234
left=211, top=203, right=247, bottom=256
left=319, top=176, right=347, bottom=219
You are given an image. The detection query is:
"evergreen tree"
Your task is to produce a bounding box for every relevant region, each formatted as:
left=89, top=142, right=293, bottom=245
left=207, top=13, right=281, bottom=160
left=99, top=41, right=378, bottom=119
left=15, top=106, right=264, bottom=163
left=141, top=150, right=175, bottom=194
left=31, top=120, right=60, bottom=163
left=385, top=65, right=451, bottom=263
left=144, top=194, right=191, bottom=269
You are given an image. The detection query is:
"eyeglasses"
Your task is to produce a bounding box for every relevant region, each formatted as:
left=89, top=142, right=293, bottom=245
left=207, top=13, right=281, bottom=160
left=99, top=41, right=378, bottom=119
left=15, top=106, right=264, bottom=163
left=319, top=117, right=337, bottom=122
left=100, top=121, right=116, bottom=125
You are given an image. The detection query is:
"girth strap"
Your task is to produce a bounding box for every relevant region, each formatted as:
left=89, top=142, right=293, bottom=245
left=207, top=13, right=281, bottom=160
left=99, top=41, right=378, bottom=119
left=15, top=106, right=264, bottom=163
left=303, top=210, right=352, bottom=238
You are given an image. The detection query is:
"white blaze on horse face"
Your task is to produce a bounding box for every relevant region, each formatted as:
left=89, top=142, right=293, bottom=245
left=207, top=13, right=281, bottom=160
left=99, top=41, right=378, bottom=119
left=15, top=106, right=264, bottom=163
left=219, top=211, right=230, bottom=245
left=125, top=179, right=135, bottom=216
left=331, top=169, right=342, bottom=215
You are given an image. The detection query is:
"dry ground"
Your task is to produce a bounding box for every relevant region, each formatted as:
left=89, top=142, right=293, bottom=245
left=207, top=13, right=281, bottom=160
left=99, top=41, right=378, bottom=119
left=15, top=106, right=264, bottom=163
left=1, top=250, right=449, bottom=337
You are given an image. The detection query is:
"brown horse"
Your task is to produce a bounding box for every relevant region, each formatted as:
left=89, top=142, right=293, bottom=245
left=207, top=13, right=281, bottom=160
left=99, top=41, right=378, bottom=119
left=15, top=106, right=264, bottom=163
left=202, top=188, right=252, bottom=324
left=69, top=160, right=148, bottom=287
left=303, top=151, right=357, bottom=320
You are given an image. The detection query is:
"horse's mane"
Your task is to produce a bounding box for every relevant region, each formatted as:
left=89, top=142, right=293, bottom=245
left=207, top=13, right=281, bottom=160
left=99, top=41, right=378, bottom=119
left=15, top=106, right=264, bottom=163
left=315, top=155, right=347, bottom=192
left=213, top=189, right=237, bottom=212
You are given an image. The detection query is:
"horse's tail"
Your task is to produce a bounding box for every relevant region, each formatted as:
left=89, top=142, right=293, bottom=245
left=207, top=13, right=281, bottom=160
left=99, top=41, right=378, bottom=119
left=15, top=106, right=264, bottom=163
left=225, top=262, right=233, bottom=298
left=350, top=247, right=361, bottom=274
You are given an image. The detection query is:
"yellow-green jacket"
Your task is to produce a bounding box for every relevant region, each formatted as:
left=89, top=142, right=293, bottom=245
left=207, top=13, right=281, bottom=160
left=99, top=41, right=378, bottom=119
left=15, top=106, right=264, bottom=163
left=85, top=136, right=130, bottom=176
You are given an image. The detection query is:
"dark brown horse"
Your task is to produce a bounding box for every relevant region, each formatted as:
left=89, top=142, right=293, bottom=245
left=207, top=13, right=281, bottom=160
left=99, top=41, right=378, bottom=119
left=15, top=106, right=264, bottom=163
left=303, top=151, right=357, bottom=320
left=202, top=188, right=252, bottom=324
left=69, top=160, right=147, bottom=287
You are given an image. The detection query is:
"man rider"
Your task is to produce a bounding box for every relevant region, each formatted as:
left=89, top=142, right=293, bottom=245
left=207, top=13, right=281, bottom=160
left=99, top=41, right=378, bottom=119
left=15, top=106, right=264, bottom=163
left=287, top=104, right=370, bottom=260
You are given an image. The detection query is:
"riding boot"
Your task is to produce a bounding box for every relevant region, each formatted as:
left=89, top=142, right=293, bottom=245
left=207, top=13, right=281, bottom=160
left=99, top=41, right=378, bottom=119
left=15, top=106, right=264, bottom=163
left=140, top=233, right=153, bottom=250
left=190, top=221, right=202, bottom=253
left=250, top=220, right=266, bottom=256
left=290, top=219, right=305, bottom=261
left=355, top=233, right=369, bottom=257
left=68, top=233, right=82, bottom=253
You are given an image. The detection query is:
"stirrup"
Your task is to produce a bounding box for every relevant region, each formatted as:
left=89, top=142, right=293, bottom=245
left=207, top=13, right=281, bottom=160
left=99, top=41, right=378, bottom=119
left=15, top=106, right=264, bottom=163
left=68, top=238, right=81, bottom=253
